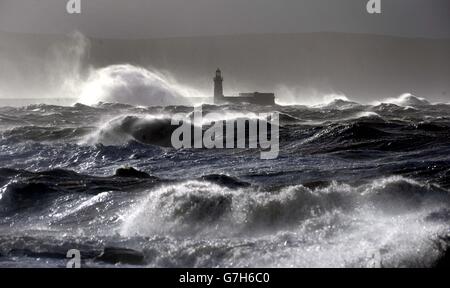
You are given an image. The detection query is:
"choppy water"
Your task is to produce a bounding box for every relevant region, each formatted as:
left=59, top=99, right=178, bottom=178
left=0, top=94, right=450, bottom=267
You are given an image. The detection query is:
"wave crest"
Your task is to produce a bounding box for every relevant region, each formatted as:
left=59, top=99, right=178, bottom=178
left=82, top=115, right=178, bottom=146
left=120, top=176, right=449, bottom=237
left=78, top=64, right=204, bottom=106
left=379, top=93, right=431, bottom=107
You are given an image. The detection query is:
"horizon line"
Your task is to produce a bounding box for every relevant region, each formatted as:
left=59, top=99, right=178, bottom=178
left=1, top=29, right=450, bottom=41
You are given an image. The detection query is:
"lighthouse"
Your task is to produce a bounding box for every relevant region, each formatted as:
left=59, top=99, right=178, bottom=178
left=213, top=69, right=275, bottom=105
left=214, top=68, right=224, bottom=104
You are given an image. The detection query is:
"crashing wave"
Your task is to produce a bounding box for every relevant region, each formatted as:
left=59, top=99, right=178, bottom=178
left=379, top=93, right=431, bottom=107
left=120, top=176, right=450, bottom=237
left=314, top=98, right=362, bottom=110
left=0, top=166, right=449, bottom=267
left=78, top=64, right=205, bottom=107
left=82, top=115, right=180, bottom=146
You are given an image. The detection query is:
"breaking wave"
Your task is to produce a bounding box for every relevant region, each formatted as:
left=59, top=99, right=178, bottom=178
left=120, top=176, right=450, bottom=237
left=377, top=93, right=432, bottom=107
left=82, top=115, right=178, bottom=147
left=81, top=111, right=273, bottom=147
left=78, top=65, right=205, bottom=106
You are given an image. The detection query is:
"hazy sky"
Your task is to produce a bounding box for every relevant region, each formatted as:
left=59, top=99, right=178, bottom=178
left=0, top=0, right=449, bottom=38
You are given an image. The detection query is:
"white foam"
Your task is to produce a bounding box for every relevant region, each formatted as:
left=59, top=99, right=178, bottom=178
left=78, top=64, right=206, bottom=107
left=118, top=176, right=449, bottom=267
left=377, top=93, right=431, bottom=107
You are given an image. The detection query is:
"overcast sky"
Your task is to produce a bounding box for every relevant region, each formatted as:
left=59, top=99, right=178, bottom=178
left=0, top=0, right=449, bottom=38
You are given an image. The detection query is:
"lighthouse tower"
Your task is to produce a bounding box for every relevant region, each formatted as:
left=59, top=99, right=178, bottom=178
left=214, top=68, right=224, bottom=104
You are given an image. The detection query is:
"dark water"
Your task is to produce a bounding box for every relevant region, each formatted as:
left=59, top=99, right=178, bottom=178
left=0, top=95, right=450, bottom=267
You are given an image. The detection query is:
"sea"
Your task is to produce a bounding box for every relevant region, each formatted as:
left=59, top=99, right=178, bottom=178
left=0, top=94, right=449, bottom=267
